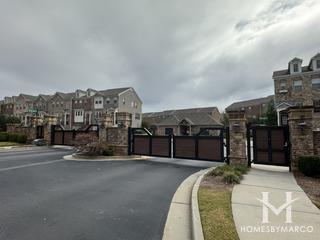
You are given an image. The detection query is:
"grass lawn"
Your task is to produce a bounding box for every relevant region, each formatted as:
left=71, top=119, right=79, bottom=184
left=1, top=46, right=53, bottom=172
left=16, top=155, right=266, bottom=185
left=199, top=180, right=239, bottom=240
left=198, top=165, right=249, bottom=240
left=294, top=171, right=320, bottom=209
left=0, top=142, right=21, bottom=147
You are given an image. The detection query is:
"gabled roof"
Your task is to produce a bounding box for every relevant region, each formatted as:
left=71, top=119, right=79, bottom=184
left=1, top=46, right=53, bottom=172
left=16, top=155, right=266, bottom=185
left=273, top=66, right=311, bottom=77
left=144, top=107, right=218, bottom=118
left=289, top=57, right=303, bottom=63
left=148, top=112, right=222, bottom=126
left=311, top=53, right=320, bottom=59
left=53, top=92, right=75, bottom=100
left=37, top=94, right=52, bottom=101
left=97, top=87, right=131, bottom=97
left=274, top=53, right=320, bottom=78
left=143, top=107, right=222, bottom=127
left=19, top=94, right=37, bottom=102
left=225, top=95, right=274, bottom=112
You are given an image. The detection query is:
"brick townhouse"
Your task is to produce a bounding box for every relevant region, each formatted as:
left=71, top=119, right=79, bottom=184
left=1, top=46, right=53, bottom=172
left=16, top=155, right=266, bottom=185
left=71, top=87, right=142, bottom=128
left=47, top=92, right=75, bottom=129
left=0, top=87, right=142, bottom=129
left=225, top=95, right=274, bottom=122
left=273, top=53, right=320, bottom=125
left=14, top=94, right=37, bottom=125
left=0, top=96, right=16, bottom=117
left=143, top=107, right=222, bottom=136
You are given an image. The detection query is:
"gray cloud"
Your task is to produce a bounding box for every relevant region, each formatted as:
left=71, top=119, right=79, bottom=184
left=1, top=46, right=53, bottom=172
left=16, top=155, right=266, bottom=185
left=0, top=0, right=319, bottom=112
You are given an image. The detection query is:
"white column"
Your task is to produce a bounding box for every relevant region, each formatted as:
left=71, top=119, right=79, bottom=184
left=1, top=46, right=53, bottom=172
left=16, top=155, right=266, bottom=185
left=277, top=109, right=281, bottom=126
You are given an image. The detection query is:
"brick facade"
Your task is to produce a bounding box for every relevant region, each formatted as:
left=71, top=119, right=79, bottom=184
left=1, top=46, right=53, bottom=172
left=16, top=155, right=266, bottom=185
left=227, top=111, right=247, bottom=166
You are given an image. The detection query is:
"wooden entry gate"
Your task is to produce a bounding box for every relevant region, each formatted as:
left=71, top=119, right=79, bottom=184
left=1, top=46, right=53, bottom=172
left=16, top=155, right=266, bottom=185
left=51, top=125, right=99, bottom=146
left=128, top=127, right=229, bottom=162
left=247, top=125, right=290, bottom=168
left=36, top=126, right=44, bottom=139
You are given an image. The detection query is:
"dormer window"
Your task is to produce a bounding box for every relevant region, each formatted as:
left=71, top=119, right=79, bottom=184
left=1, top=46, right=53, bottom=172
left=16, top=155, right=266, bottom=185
left=289, top=58, right=302, bottom=74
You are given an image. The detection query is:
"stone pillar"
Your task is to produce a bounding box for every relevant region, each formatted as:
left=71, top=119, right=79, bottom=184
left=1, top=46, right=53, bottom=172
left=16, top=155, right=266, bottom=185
left=227, top=111, right=247, bottom=166
left=31, top=116, right=42, bottom=127
left=116, top=112, right=132, bottom=128
left=288, top=107, right=314, bottom=170
left=98, top=114, right=113, bottom=143
left=105, top=127, right=129, bottom=156
left=99, top=113, right=114, bottom=128
left=43, top=115, right=58, bottom=143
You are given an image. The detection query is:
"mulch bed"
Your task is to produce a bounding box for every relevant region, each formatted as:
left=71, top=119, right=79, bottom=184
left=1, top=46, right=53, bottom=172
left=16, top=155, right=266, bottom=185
left=294, top=171, right=320, bottom=208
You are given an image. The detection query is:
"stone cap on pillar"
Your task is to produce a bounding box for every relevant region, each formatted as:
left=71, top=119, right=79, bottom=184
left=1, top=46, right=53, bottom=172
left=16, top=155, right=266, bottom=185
left=116, top=112, right=132, bottom=128
left=288, top=106, right=313, bottom=120
left=99, top=113, right=114, bottom=128
left=43, top=115, right=58, bottom=126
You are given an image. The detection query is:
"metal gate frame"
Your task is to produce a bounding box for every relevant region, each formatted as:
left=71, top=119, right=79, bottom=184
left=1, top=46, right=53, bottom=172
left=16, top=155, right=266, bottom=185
left=247, top=124, right=290, bottom=169
left=128, top=127, right=229, bottom=163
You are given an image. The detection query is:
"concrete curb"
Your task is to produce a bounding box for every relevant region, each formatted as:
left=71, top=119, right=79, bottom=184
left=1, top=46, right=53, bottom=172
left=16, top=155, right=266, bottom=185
left=51, top=145, right=75, bottom=150
left=0, top=145, right=33, bottom=150
left=63, top=154, right=152, bottom=161
left=162, top=166, right=215, bottom=240
left=191, top=167, right=214, bottom=240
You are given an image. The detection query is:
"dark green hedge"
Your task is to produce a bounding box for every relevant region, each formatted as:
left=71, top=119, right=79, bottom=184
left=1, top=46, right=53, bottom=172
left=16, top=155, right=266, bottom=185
left=298, top=156, right=320, bottom=177
left=0, top=132, right=8, bottom=141
left=0, top=132, right=27, bottom=144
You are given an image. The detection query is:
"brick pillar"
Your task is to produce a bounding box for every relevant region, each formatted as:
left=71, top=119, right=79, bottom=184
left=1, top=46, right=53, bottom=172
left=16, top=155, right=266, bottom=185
left=43, top=115, right=58, bottom=143
left=227, top=111, right=247, bottom=166
left=105, top=127, right=129, bottom=155
left=98, top=114, right=113, bottom=143
left=288, top=107, right=314, bottom=170
left=116, top=112, right=132, bottom=128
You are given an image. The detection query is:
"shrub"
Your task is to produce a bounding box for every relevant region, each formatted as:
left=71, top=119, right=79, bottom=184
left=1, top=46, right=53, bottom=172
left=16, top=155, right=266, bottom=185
left=102, top=146, right=114, bottom=156
left=208, top=164, right=248, bottom=177
left=16, top=134, right=27, bottom=144
left=8, top=133, right=18, bottom=143
left=208, top=165, right=234, bottom=176
left=223, top=171, right=241, bottom=184
left=207, top=164, right=249, bottom=184
left=0, top=132, right=8, bottom=142
left=298, top=156, right=320, bottom=177
left=233, top=164, right=249, bottom=175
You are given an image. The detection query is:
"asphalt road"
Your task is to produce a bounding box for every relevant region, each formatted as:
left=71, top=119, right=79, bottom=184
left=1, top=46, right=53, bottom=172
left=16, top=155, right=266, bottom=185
left=0, top=147, right=211, bottom=240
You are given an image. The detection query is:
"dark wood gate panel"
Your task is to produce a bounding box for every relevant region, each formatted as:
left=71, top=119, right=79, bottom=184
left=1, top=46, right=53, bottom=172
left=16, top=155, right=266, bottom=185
left=173, top=137, right=196, bottom=159
left=151, top=136, right=171, bottom=157
left=132, top=135, right=171, bottom=157
left=36, top=126, right=44, bottom=139
left=132, top=135, right=150, bottom=155
left=249, top=125, right=290, bottom=167
left=53, top=131, right=63, bottom=145
left=198, top=137, right=223, bottom=161
left=173, top=135, right=224, bottom=161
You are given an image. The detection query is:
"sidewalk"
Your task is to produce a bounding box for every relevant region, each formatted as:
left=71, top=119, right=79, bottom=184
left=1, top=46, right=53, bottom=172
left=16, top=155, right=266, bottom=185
left=232, top=166, right=320, bottom=240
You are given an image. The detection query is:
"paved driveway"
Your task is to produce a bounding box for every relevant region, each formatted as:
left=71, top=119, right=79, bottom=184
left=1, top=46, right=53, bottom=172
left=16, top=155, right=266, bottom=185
left=0, top=147, right=217, bottom=240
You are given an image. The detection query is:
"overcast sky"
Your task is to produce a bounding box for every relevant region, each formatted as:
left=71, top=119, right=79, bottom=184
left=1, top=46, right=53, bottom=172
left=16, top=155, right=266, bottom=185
left=0, top=0, right=320, bottom=112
